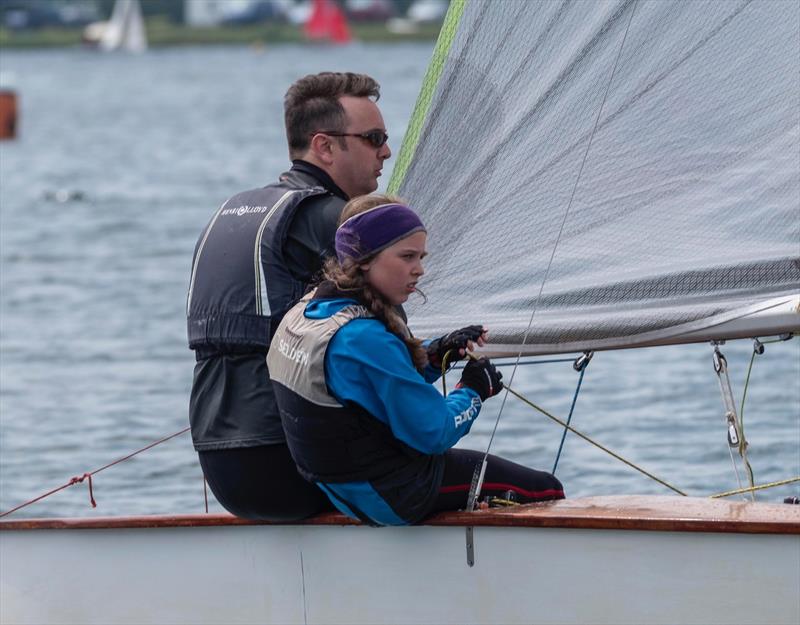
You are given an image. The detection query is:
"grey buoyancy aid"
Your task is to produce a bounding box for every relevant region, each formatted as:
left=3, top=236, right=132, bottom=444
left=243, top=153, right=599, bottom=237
left=267, top=295, right=428, bottom=485
left=186, top=182, right=330, bottom=353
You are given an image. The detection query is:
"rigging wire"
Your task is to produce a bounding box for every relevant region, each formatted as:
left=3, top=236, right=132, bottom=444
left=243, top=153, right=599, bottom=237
left=3, top=337, right=794, bottom=520
left=552, top=359, right=590, bottom=474
left=734, top=336, right=789, bottom=493
left=465, top=0, right=641, bottom=510
left=713, top=336, right=790, bottom=502
left=713, top=345, right=748, bottom=500
left=725, top=430, right=747, bottom=500
left=448, top=357, right=577, bottom=371
left=447, top=337, right=799, bottom=499
left=4, top=332, right=793, bottom=519
left=442, top=351, right=684, bottom=495
left=725, top=336, right=792, bottom=501
left=0, top=427, right=191, bottom=518
left=735, top=341, right=760, bottom=494
left=500, top=372, right=687, bottom=496
left=440, top=351, right=576, bottom=395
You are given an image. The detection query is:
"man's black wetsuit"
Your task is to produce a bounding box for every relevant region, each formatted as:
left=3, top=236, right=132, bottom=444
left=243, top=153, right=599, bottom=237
left=187, top=161, right=344, bottom=521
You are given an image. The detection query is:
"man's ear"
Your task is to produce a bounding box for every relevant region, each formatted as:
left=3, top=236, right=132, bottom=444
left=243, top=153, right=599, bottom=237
left=359, top=262, right=371, bottom=272
left=308, top=133, right=335, bottom=166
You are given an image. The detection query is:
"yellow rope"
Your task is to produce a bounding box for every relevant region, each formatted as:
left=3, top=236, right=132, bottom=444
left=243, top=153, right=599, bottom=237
left=440, top=349, right=455, bottom=396
left=442, top=353, right=796, bottom=500
left=441, top=353, right=686, bottom=495
left=710, top=476, right=800, bottom=499
left=725, top=336, right=788, bottom=498
left=487, top=497, right=520, bottom=507
left=501, top=383, right=687, bottom=496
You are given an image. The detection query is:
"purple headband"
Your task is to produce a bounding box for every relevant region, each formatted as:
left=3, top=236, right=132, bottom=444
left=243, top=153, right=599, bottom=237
left=335, top=203, right=426, bottom=263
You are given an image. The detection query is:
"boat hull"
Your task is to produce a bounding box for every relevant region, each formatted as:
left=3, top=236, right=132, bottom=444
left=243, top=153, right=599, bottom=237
left=2, top=496, right=798, bottom=624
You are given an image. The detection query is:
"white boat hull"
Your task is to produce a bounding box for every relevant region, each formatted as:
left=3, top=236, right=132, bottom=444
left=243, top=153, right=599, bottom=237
left=2, top=496, right=798, bottom=624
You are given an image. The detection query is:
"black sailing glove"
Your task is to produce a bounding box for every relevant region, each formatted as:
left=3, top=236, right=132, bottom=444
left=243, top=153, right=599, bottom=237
left=456, top=358, right=504, bottom=401
left=427, top=325, right=486, bottom=369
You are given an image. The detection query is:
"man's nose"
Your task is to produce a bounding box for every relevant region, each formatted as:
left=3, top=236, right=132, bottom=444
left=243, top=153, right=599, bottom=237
left=379, top=142, right=391, bottom=160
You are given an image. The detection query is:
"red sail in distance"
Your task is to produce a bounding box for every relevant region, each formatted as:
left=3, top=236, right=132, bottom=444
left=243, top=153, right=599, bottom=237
left=304, top=0, right=352, bottom=44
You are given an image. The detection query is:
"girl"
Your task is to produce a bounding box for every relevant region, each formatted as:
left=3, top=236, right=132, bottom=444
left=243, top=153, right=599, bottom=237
left=268, top=194, right=563, bottom=525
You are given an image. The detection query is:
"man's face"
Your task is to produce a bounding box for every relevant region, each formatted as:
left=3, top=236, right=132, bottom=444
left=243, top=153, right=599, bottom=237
left=329, top=95, right=392, bottom=198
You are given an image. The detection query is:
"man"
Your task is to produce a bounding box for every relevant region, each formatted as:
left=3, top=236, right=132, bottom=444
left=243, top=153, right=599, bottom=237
left=186, top=72, right=391, bottom=521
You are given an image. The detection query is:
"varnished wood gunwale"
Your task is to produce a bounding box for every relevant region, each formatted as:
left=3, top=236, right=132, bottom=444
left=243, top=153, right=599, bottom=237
left=2, top=495, right=798, bottom=534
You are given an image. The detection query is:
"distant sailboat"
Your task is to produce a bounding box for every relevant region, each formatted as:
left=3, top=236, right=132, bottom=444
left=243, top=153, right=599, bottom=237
left=304, top=0, right=352, bottom=44
left=98, top=0, right=148, bottom=53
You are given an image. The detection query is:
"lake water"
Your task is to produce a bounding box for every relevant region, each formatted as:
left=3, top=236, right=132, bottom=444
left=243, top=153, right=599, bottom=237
left=0, top=44, right=798, bottom=519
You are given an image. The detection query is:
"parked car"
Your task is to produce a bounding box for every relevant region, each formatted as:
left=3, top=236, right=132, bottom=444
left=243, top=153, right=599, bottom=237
left=56, top=1, right=100, bottom=27
left=407, top=0, right=448, bottom=23
left=345, top=0, right=395, bottom=22
left=1, top=0, right=62, bottom=30
left=220, top=1, right=288, bottom=25
left=1, top=0, right=99, bottom=30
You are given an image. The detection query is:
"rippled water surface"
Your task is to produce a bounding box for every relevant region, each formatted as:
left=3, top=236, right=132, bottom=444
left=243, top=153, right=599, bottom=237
left=1, top=45, right=798, bottom=518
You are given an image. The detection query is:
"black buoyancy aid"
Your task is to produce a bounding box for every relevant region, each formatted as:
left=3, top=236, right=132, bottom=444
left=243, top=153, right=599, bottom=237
left=186, top=181, right=330, bottom=353
left=267, top=293, right=426, bottom=485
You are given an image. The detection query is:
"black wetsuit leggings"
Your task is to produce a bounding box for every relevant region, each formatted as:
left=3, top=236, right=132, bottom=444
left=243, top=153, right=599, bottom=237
left=428, top=448, right=565, bottom=514
left=199, top=445, right=562, bottom=522
left=198, top=443, right=334, bottom=522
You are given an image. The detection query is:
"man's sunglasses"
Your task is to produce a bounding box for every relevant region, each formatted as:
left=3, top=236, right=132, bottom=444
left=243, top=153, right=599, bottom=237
left=313, top=130, right=389, bottom=148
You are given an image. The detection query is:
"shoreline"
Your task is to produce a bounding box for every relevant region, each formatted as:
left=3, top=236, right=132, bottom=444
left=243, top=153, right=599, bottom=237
left=0, top=19, right=442, bottom=49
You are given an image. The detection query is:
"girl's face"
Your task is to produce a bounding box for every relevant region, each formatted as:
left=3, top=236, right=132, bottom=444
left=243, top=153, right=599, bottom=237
left=361, top=231, right=427, bottom=306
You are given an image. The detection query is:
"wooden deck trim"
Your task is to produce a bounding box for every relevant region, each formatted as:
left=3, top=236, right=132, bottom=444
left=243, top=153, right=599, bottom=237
left=2, top=496, right=798, bottom=534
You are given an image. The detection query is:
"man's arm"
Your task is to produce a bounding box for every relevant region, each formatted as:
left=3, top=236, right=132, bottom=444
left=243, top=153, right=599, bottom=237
left=283, top=196, right=343, bottom=283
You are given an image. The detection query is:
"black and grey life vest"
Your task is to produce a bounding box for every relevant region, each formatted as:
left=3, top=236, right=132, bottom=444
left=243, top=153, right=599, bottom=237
left=186, top=182, right=329, bottom=353
left=267, top=295, right=426, bottom=485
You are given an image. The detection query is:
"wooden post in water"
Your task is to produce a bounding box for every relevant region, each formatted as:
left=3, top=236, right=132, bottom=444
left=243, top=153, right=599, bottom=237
left=0, top=88, right=17, bottom=140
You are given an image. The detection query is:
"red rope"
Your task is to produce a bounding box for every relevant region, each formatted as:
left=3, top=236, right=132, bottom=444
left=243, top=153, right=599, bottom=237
left=0, top=426, right=191, bottom=518
left=68, top=473, right=96, bottom=508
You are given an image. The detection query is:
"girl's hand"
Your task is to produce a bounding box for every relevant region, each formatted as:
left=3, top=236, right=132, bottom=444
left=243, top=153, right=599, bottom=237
left=427, top=325, right=488, bottom=367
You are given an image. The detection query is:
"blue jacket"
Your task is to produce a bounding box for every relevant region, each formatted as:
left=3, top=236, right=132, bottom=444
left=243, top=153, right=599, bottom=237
left=309, top=298, right=481, bottom=525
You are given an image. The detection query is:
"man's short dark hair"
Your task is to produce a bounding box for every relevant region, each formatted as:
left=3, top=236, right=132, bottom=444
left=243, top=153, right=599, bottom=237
left=284, top=72, right=380, bottom=159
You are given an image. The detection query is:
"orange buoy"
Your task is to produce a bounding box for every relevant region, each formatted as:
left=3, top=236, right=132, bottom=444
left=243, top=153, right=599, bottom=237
left=0, top=89, right=18, bottom=140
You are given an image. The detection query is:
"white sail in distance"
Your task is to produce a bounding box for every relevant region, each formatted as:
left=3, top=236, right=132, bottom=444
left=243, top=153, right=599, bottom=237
left=99, top=0, right=148, bottom=53
left=389, top=0, right=800, bottom=355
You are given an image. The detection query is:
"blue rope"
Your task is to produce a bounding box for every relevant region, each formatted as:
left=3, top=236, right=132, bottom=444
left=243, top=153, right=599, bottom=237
left=552, top=365, right=588, bottom=475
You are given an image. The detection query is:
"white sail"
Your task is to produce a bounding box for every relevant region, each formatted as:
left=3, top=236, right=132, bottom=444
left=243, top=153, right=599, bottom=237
left=389, top=0, right=800, bottom=355
left=99, top=0, right=148, bottom=53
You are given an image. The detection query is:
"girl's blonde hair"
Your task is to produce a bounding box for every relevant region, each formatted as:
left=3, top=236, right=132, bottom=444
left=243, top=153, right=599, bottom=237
left=325, top=194, right=428, bottom=370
